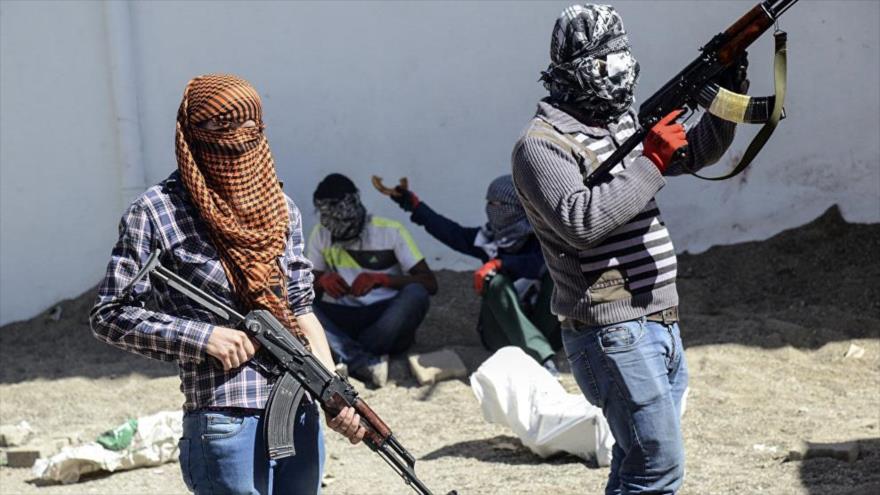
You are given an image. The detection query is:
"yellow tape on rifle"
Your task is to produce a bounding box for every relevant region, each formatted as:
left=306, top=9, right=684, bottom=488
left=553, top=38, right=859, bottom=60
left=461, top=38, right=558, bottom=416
left=708, top=87, right=750, bottom=123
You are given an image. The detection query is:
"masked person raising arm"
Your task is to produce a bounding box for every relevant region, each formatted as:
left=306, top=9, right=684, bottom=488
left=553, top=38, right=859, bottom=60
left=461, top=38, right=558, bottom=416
left=90, top=74, right=365, bottom=495
left=388, top=175, right=562, bottom=375
left=512, top=5, right=748, bottom=495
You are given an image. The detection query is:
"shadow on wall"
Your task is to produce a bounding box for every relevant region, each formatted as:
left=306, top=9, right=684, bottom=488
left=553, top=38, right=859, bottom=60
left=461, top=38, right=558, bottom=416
left=797, top=437, right=880, bottom=494
left=677, top=205, right=880, bottom=349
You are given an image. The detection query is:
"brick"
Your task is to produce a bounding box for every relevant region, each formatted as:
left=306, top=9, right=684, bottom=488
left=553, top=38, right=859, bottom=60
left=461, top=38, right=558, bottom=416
left=407, top=349, right=467, bottom=386
left=5, top=449, right=41, bottom=468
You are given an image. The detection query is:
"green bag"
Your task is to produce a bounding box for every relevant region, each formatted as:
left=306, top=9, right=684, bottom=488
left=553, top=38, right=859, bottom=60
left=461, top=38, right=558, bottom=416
left=96, top=418, right=138, bottom=451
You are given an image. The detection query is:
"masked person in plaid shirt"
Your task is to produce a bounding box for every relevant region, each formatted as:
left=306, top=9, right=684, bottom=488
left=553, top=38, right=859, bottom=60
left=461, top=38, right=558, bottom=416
left=90, top=74, right=365, bottom=494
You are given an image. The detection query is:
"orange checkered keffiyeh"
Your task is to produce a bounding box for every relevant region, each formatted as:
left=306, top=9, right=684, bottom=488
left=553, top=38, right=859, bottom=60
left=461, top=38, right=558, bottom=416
left=175, top=74, right=304, bottom=341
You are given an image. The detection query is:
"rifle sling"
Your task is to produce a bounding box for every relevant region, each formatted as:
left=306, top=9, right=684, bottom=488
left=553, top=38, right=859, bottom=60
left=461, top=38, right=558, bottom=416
left=686, top=30, right=788, bottom=181
left=529, top=118, right=599, bottom=181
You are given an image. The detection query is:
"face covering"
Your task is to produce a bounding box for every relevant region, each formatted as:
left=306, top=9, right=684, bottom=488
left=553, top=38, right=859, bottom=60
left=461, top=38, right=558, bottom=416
left=540, top=4, right=640, bottom=124
left=175, top=73, right=304, bottom=341
left=315, top=192, right=367, bottom=243
left=481, top=175, right=533, bottom=252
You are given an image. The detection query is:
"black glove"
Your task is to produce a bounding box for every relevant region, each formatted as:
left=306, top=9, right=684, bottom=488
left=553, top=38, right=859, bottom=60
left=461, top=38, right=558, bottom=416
left=391, top=186, right=420, bottom=212
left=717, top=51, right=750, bottom=94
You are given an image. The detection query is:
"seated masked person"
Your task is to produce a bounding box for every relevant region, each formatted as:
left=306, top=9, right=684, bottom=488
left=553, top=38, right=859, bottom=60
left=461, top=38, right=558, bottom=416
left=387, top=174, right=562, bottom=375
left=308, top=173, right=437, bottom=388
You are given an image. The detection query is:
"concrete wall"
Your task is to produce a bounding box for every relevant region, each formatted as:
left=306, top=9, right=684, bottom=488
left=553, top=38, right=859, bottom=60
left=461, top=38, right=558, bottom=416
left=2, top=0, right=878, bottom=324
left=1, top=1, right=123, bottom=325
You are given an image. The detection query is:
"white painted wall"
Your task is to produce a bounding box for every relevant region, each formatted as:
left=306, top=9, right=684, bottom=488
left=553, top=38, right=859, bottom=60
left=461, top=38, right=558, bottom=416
left=2, top=1, right=878, bottom=325
left=1, top=1, right=122, bottom=325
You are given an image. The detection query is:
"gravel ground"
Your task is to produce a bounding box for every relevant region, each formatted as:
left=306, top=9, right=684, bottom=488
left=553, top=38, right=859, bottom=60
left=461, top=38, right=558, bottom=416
left=1, top=206, right=877, bottom=495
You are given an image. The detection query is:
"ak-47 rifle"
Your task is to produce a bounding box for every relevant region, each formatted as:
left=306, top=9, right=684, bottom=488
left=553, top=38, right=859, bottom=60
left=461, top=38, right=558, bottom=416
left=585, top=0, right=799, bottom=186
left=126, top=249, right=455, bottom=495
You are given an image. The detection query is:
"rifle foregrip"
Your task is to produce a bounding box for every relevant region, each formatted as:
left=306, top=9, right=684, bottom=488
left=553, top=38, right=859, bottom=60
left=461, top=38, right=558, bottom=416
left=724, top=4, right=764, bottom=38
left=354, top=399, right=392, bottom=439
left=324, top=393, right=392, bottom=446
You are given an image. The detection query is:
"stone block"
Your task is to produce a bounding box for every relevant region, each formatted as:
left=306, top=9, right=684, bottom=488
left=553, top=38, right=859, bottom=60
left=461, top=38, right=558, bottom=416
left=5, top=449, right=41, bottom=468
left=407, top=349, right=467, bottom=386
left=0, top=421, right=34, bottom=447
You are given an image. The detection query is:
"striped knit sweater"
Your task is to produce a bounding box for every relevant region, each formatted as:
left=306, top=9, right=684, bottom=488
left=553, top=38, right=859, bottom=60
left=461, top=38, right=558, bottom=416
left=511, top=100, right=735, bottom=325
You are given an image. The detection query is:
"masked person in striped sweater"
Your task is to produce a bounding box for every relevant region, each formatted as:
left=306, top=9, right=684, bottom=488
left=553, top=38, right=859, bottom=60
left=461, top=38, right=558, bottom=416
left=511, top=5, right=748, bottom=495
left=91, top=74, right=365, bottom=494
left=308, top=174, right=437, bottom=388
left=388, top=175, right=562, bottom=375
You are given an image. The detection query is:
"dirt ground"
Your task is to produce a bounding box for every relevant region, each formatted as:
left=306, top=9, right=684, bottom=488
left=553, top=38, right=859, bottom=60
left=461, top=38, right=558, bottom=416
left=1, top=205, right=878, bottom=495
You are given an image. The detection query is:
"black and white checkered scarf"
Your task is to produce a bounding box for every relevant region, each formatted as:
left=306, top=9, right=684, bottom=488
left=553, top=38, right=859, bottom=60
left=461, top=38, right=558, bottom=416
left=315, top=192, right=367, bottom=243
left=540, top=4, right=640, bottom=123
left=480, top=175, right=533, bottom=253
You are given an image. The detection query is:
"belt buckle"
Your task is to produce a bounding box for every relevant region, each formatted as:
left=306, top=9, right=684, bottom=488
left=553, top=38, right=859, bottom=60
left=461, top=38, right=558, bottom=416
left=661, top=307, right=677, bottom=325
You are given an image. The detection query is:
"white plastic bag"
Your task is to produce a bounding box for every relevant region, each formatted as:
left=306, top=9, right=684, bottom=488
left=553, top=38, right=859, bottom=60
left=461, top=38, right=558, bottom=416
left=470, top=347, right=615, bottom=466
left=32, top=410, right=183, bottom=484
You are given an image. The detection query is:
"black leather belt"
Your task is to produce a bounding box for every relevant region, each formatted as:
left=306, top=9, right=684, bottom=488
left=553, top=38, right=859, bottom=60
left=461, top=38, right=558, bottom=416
left=645, top=306, right=679, bottom=324
left=561, top=306, right=679, bottom=329
left=199, top=407, right=264, bottom=416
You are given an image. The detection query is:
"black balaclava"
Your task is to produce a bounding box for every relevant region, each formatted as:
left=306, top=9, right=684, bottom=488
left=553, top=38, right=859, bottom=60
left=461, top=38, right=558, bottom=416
left=540, top=4, right=640, bottom=124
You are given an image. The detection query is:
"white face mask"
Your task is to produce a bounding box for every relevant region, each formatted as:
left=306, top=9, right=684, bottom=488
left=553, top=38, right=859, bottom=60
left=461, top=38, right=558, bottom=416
left=605, top=51, right=630, bottom=79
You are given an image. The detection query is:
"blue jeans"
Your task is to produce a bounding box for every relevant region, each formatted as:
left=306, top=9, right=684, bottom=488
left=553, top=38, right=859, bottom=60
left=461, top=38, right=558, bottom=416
left=314, top=284, right=430, bottom=370
left=562, top=317, right=689, bottom=495
left=179, top=403, right=325, bottom=495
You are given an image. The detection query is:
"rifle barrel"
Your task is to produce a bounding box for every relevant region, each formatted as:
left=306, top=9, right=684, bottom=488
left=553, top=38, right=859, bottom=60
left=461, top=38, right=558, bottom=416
left=768, top=0, right=799, bottom=18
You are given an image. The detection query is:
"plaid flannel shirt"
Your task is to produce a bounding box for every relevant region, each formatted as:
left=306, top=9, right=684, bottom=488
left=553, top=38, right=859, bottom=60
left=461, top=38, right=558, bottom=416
left=90, top=171, right=315, bottom=411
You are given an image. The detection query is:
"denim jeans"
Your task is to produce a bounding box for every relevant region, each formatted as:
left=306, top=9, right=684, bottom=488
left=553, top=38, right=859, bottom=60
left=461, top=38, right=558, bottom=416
left=314, top=283, right=430, bottom=370
left=562, top=317, right=689, bottom=495
left=179, top=403, right=325, bottom=495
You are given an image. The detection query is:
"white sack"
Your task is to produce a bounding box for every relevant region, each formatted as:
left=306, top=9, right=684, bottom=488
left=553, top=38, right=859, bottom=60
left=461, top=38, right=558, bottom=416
left=470, top=346, right=614, bottom=466
left=32, top=410, right=183, bottom=484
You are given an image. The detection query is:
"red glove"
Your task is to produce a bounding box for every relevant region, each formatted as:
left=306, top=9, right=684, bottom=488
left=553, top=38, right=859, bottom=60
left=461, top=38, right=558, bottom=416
left=317, top=272, right=350, bottom=299
left=391, top=186, right=421, bottom=212
left=642, top=110, right=687, bottom=174
left=473, top=259, right=502, bottom=295
left=351, top=272, right=392, bottom=297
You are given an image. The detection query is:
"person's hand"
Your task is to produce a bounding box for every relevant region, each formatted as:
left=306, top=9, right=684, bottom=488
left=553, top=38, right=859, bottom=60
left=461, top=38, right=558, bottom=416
left=317, top=272, right=350, bottom=298
left=473, top=259, right=502, bottom=295
left=391, top=186, right=420, bottom=212
left=206, top=326, right=258, bottom=371
left=717, top=51, right=750, bottom=94
left=326, top=405, right=367, bottom=444
left=350, top=273, right=391, bottom=297
left=642, top=110, right=687, bottom=174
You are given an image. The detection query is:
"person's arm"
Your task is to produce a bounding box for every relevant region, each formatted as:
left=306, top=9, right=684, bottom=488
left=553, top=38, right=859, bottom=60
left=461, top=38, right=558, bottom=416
left=497, top=240, right=546, bottom=280
left=666, top=55, right=748, bottom=176
left=350, top=259, right=438, bottom=297
left=391, top=259, right=437, bottom=294
left=295, top=312, right=335, bottom=371
left=511, top=135, right=665, bottom=251
left=349, top=222, right=439, bottom=297
left=306, top=224, right=349, bottom=300
left=663, top=113, right=737, bottom=176
left=410, top=202, right=487, bottom=261
left=89, top=202, right=214, bottom=364
left=389, top=223, right=438, bottom=294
